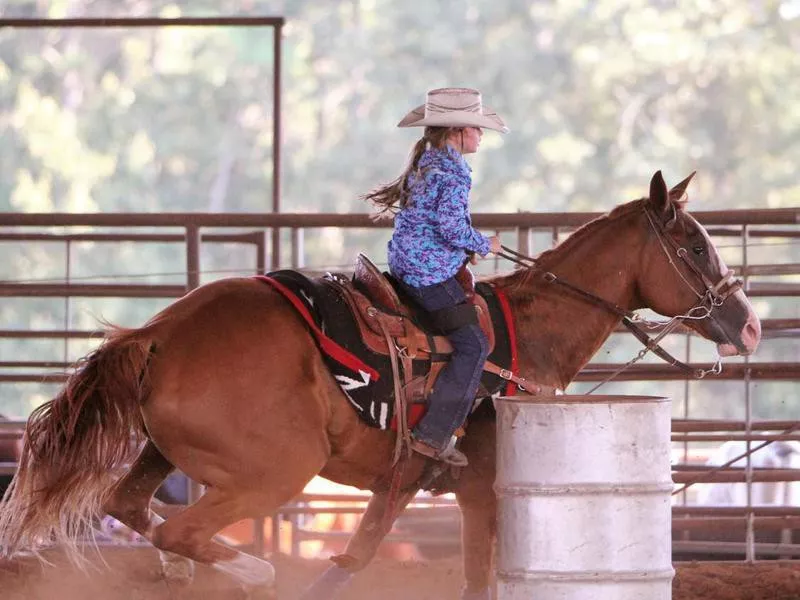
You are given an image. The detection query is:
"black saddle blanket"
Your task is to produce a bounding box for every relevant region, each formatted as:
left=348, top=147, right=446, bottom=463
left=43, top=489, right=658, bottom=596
left=257, top=270, right=511, bottom=430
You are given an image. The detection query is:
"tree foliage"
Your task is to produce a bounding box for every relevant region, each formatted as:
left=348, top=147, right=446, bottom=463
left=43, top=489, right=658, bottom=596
left=2, top=0, right=799, bottom=218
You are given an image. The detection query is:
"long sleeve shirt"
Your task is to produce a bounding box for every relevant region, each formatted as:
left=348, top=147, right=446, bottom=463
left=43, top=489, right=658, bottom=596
left=388, top=145, right=491, bottom=287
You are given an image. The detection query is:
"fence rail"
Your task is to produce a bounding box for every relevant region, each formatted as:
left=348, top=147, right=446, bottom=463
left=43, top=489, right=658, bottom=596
left=4, top=418, right=800, bottom=558
left=1, top=207, right=799, bottom=561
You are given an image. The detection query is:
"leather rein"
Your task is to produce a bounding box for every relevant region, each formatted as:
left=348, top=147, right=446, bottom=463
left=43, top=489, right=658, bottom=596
left=496, top=205, right=743, bottom=382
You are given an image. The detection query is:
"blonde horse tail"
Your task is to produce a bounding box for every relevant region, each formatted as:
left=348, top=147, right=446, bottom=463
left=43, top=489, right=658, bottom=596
left=0, top=323, right=155, bottom=563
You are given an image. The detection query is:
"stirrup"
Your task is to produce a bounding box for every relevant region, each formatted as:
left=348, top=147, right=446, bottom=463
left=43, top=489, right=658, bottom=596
left=410, top=436, right=468, bottom=467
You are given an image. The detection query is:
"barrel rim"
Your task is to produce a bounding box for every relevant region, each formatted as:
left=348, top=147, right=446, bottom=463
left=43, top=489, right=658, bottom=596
left=495, top=394, right=669, bottom=405
left=497, top=567, right=676, bottom=583
left=494, top=482, right=674, bottom=496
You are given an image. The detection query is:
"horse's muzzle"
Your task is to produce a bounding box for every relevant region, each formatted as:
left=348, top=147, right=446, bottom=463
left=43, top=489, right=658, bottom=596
left=717, top=312, right=761, bottom=357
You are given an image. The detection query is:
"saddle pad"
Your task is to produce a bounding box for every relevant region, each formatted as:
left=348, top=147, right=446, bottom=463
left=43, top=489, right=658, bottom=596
left=257, top=271, right=512, bottom=430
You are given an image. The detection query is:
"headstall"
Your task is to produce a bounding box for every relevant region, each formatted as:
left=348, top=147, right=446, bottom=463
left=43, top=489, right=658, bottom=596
left=496, top=205, right=742, bottom=388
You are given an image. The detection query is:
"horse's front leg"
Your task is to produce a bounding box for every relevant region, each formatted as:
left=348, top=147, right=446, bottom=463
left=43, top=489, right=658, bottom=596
left=457, top=483, right=497, bottom=600
left=456, top=420, right=498, bottom=600
left=299, top=487, right=419, bottom=600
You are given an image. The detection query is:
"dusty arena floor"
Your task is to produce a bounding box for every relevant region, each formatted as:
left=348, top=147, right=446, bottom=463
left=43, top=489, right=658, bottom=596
left=1, top=546, right=800, bottom=599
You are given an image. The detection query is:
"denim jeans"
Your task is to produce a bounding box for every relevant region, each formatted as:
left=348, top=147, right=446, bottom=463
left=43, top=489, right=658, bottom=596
left=399, top=276, right=490, bottom=450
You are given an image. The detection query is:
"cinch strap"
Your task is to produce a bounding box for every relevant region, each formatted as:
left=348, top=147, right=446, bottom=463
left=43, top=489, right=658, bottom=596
left=492, top=286, right=520, bottom=395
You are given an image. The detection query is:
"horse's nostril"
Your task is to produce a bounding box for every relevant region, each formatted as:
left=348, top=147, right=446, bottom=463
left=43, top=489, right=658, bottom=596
left=741, top=314, right=762, bottom=353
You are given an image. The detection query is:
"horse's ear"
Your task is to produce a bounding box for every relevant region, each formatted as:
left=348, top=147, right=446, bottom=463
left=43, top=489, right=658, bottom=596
left=649, top=170, right=669, bottom=215
left=668, top=171, right=696, bottom=203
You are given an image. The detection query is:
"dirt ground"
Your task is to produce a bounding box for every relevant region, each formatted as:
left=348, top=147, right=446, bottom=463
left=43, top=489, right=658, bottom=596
left=1, top=546, right=800, bottom=600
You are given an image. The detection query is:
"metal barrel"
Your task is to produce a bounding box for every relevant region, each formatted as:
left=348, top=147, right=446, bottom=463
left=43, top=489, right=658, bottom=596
left=495, top=395, right=674, bottom=600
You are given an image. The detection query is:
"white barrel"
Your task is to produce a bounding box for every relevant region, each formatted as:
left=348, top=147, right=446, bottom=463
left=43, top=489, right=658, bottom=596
left=495, top=395, right=673, bottom=600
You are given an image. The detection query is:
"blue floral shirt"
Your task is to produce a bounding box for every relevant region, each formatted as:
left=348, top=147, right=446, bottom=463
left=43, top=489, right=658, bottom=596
left=388, top=145, right=491, bottom=287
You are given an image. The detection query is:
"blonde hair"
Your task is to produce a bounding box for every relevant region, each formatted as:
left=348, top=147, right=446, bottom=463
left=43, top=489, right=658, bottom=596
left=362, top=126, right=459, bottom=219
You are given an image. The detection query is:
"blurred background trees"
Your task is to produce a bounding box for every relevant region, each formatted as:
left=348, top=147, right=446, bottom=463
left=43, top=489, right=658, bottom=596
left=3, top=0, right=799, bottom=218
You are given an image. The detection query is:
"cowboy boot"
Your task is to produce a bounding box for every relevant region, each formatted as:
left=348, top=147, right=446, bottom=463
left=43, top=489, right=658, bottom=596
left=410, top=435, right=468, bottom=467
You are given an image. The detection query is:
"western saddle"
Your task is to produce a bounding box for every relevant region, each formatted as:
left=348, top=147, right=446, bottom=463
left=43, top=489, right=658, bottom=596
left=327, top=254, right=544, bottom=461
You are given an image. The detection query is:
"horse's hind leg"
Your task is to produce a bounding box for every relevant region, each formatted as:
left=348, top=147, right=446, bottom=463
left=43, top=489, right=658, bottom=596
left=104, top=439, right=175, bottom=534
left=150, top=486, right=277, bottom=598
left=103, top=439, right=195, bottom=582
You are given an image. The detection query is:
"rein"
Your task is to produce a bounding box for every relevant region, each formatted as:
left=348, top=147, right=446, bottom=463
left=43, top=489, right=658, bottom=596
left=496, top=206, right=739, bottom=389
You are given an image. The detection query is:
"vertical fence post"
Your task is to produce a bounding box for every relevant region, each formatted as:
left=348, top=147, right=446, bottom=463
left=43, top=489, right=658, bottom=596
left=63, top=239, right=72, bottom=365
left=253, top=230, right=269, bottom=274
left=184, top=224, right=204, bottom=505
left=185, top=224, right=201, bottom=290
left=516, top=226, right=530, bottom=256
left=291, top=227, right=304, bottom=269
left=270, top=19, right=283, bottom=270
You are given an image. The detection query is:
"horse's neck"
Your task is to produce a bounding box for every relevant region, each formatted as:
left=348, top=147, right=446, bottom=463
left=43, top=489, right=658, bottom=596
left=500, top=209, right=647, bottom=390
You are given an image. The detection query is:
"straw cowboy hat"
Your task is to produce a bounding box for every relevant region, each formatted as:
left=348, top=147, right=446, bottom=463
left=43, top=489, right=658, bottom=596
left=397, top=87, right=509, bottom=133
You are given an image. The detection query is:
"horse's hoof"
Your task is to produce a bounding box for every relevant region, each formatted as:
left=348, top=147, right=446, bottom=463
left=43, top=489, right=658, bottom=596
left=158, top=551, right=195, bottom=585
left=461, top=587, right=491, bottom=600
left=298, top=564, right=354, bottom=600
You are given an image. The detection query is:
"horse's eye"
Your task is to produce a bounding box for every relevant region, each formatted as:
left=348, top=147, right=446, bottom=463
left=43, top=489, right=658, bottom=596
left=692, top=245, right=706, bottom=256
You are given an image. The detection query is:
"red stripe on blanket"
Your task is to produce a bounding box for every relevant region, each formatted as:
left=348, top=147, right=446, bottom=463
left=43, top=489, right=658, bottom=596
left=255, top=275, right=380, bottom=381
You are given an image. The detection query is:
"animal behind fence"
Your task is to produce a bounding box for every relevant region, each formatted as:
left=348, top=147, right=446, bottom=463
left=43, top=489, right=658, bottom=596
left=697, top=440, right=800, bottom=506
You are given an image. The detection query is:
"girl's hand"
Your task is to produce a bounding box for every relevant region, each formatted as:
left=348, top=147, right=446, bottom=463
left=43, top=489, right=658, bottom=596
left=488, top=236, right=503, bottom=254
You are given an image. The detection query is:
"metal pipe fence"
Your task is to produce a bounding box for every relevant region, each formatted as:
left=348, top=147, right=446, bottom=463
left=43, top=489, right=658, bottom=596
left=1, top=208, right=799, bottom=560
left=3, top=420, right=800, bottom=557
left=0, top=15, right=285, bottom=264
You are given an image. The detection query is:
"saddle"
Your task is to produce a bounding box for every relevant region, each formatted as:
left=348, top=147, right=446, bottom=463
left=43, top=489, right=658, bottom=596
left=327, top=255, right=545, bottom=457
left=340, top=254, right=495, bottom=392
left=261, top=255, right=547, bottom=437
left=355, top=254, right=494, bottom=345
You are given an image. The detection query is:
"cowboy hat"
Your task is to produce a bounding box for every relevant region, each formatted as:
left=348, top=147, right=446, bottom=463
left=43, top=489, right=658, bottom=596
left=397, top=87, right=509, bottom=133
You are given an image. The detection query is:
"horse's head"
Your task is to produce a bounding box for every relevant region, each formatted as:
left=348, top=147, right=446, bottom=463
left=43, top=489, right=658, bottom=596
left=636, top=171, right=761, bottom=357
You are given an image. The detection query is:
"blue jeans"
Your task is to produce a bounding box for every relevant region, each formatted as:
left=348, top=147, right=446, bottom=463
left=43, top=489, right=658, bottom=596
left=399, top=276, right=490, bottom=450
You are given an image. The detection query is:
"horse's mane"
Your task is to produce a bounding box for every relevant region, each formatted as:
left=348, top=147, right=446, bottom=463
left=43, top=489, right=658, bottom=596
left=487, top=195, right=686, bottom=293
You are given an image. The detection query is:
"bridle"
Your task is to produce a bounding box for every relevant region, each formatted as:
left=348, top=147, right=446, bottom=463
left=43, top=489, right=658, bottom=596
left=497, top=204, right=743, bottom=389
left=642, top=206, right=742, bottom=307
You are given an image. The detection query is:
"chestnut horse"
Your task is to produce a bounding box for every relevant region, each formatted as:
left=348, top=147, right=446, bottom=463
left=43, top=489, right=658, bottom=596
left=0, top=172, right=760, bottom=600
